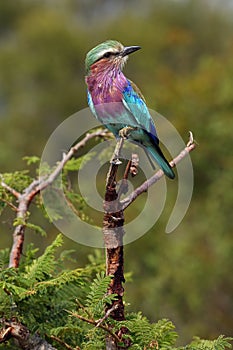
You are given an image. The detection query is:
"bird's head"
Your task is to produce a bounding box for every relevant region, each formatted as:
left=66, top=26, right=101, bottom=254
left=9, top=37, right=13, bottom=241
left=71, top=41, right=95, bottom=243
left=85, top=40, right=141, bottom=74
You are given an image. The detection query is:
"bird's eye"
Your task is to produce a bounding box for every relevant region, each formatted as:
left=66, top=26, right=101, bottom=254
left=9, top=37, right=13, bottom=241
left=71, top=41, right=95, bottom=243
left=103, top=52, right=112, bottom=58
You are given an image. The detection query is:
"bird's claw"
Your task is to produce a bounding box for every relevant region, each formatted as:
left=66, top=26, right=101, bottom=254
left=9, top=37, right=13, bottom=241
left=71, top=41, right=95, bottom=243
left=119, top=126, right=136, bottom=139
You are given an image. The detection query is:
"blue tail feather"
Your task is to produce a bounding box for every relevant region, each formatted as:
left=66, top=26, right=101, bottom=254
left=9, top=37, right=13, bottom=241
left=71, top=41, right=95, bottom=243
left=147, top=146, right=175, bottom=179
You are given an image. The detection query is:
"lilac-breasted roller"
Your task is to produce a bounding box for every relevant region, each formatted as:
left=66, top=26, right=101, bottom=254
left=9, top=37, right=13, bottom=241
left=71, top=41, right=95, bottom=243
left=85, top=40, right=175, bottom=179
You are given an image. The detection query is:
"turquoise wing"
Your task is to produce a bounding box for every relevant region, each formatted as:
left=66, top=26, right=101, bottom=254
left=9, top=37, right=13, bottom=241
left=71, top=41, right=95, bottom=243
left=122, top=80, right=175, bottom=179
left=87, top=90, right=98, bottom=119
left=122, top=79, right=158, bottom=144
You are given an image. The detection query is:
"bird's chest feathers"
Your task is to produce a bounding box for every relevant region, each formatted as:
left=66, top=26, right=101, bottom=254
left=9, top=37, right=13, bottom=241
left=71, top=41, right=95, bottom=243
left=86, top=69, right=126, bottom=104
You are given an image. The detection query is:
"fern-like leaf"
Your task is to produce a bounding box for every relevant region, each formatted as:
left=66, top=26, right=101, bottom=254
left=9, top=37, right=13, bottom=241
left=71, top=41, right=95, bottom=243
left=85, top=271, right=117, bottom=318
left=25, top=234, right=63, bottom=284
left=121, top=313, right=177, bottom=349
left=181, top=335, right=233, bottom=350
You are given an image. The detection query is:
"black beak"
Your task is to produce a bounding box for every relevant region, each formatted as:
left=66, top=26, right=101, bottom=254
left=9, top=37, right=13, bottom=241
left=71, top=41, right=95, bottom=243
left=121, top=45, right=141, bottom=57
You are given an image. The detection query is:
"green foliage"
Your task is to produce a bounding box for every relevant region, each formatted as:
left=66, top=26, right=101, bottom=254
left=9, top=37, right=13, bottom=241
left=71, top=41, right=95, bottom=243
left=24, top=221, right=47, bottom=236
left=63, top=152, right=96, bottom=172
left=0, top=236, right=104, bottom=349
left=176, top=335, right=233, bottom=350
left=0, top=171, right=33, bottom=215
left=25, top=234, right=63, bottom=284
left=0, top=248, right=10, bottom=269
left=0, top=171, right=32, bottom=194
left=85, top=271, right=117, bottom=318
left=121, top=314, right=178, bottom=349
left=0, top=237, right=232, bottom=349
left=22, top=156, right=40, bottom=165
left=0, top=155, right=91, bottom=232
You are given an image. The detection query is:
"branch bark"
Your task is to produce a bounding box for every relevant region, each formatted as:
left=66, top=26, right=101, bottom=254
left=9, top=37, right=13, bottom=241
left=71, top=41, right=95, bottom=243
left=103, top=140, right=133, bottom=350
left=0, top=318, right=57, bottom=350
left=103, top=161, right=125, bottom=321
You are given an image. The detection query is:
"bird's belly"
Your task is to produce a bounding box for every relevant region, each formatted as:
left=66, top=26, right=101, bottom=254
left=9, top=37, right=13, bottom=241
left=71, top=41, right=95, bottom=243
left=92, top=93, right=152, bottom=145
left=90, top=83, right=140, bottom=136
left=94, top=101, right=138, bottom=133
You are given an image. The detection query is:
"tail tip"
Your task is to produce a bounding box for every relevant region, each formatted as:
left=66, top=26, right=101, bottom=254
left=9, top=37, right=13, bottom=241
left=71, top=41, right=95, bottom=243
left=165, top=167, right=175, bottom=180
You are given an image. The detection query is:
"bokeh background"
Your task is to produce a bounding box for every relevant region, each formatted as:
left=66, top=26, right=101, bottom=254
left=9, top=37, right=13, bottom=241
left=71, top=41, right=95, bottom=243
left=0, top=0, right=233, bottom=345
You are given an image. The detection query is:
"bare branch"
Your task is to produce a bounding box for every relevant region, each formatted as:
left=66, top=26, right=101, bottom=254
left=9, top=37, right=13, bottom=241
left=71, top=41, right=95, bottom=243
left=130, top=153, right=139, bottom=177
left=0, top=198, right=18, bottom=211
left=0, top=175, right=20, bottom=199
left=50, top=335, right=79, bottom=350
left=96, top=304, right=118, bottom=328
left=38, top=129, right=109, bottom=193
left=120, top=136, right=196, bottom=211
left=70, top=313, right=121, bottom=344
left=9, top=196, right=30, bottom=268
left=117, top=153, right=139, bottom=198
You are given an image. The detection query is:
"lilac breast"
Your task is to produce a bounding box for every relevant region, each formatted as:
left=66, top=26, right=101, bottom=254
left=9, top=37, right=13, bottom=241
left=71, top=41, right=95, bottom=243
left=86, top=68, right=129, bottom=124
left=86, top=69, right=127, bottom=104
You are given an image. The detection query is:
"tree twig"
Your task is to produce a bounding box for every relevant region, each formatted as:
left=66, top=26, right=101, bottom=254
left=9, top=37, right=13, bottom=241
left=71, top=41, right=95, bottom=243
left=0, top=198, right=18, bottom=211
left=117, top=153, right=139, bottom=198
left=120, top=135, right=196, bottom=211
left=70, top=312, right=121, bottom=344
left=0, top=176, right=20, bottom=199
left=50, top=335, right=79, bottom=350
left=38, top=129, right=109, bottom=193
left=96, top=304, right=118, bottom=327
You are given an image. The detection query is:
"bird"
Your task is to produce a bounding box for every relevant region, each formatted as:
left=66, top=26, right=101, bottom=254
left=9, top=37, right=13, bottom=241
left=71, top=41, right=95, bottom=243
left=85, top=40, right=175, bottom=179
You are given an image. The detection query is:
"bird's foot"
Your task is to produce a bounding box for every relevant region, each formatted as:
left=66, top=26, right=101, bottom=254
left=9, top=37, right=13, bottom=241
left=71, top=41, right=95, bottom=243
left=119, top=126, right=137, bottom=139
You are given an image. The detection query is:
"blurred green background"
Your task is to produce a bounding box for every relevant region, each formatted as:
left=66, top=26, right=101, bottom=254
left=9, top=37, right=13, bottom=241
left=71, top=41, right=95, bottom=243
left=0, top=0, right=233, bottom=345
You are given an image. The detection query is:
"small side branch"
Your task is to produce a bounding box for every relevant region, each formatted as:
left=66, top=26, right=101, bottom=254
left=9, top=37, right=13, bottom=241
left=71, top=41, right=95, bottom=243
left=50, top=335, right=79, bottom=350
left=0, top=176, right=20, bottom=199
left=96, top=304, right=118, bottom=328
left=9, top=195, right=31, bottom=268
left=120, top=135, right=196, bottom=211
left=70, top=313, right=121, bottom=344
left=117, top=153, right=139, bottom=198
left=38, top=129, right=109, bottom=193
